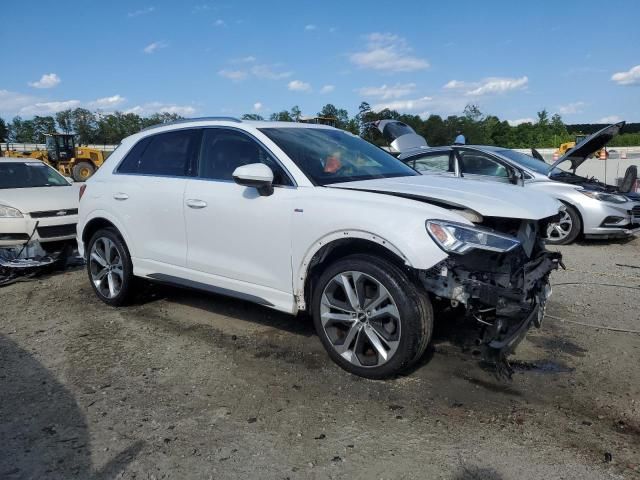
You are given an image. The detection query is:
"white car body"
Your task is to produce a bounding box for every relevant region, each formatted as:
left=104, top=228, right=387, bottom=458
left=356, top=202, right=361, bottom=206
left=77, top=118, right=564, bottom=377
left=0, top=159, right=79, bottom=247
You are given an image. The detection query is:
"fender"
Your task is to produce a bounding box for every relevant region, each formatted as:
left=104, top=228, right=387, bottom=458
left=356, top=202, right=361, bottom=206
left=293, top=229, right=416, bottom=310
left=79, top=209, right=135, bottom=258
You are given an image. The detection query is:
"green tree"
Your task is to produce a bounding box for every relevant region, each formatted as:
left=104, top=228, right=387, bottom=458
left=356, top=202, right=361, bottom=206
left=9, top=117, right=36, bottom=143
left=318, top=104, right=349, bottom=129
left=55, top=110, right=74, bottom=133
left=32, top=116, right=56, bottom=143
left=70, top=108, right=97, bottom=144
left=241, top=113, right=264, bottom=120
left=0, top=117, right=8, bottom=142
left=269, top=110, right=293, bottom=122
left=290, top=105, right=302, bottom=122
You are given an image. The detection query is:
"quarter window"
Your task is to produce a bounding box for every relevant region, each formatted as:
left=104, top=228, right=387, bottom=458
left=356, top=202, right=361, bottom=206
left=118, top=129, right=199, bottom=177
left=198, top=129, right=292, bottom=186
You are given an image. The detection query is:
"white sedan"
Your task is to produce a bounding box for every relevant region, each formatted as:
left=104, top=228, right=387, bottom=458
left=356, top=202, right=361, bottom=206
left=0, top=159, right=79, bottom=248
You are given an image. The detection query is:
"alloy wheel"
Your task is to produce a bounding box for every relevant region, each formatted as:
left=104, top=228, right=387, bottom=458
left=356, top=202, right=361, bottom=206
left=547, top=209, right=573, bottom=242
left=89, top=237, right=124, bottom=299
left=320, top=271, right=401, bottom=368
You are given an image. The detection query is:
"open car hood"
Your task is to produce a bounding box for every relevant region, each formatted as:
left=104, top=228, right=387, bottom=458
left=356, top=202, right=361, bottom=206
left=328, top=175, right=561, bottom=221
left=551, top=121, right=625, bottom=171
left=374, top=120, right=428, bottom=154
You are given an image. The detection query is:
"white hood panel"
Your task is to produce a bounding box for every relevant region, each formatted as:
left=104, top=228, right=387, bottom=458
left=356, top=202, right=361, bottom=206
left=329, top=175, right=560, bottom=220
left=0, top=185, right=80, bottom=214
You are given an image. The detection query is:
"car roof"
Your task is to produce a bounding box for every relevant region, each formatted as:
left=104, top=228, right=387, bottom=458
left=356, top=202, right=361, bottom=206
left=0, top=157, right=46, bottom=164
left=139, top=117, right=338, bottom=134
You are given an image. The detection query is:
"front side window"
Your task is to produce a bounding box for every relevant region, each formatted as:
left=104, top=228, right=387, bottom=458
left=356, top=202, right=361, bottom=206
left=198, top=129, right=292, bottom=186
left=456, top=149, right=509, bottom=178
left=118, top=129, right=199, bottom=177
left=260, top=127, right=417, bottom=185
left=0, top=162, right=69, bottom=189
left=411, top=152, right=452, bottom=173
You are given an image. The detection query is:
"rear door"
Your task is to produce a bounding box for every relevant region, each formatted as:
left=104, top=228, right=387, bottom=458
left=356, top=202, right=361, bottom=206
left=183, top=127, right=297, bottom=299
left=111, top=128, right=201, bottom=267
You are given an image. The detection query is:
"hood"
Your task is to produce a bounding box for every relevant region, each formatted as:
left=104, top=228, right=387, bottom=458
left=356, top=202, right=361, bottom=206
left=328, top=175, right=561, bottom=220
left=551, top=121, right=625, bottom=171
left=373, top=120, right=428, bottom=154
left=0, top=185, right=79, bottom=214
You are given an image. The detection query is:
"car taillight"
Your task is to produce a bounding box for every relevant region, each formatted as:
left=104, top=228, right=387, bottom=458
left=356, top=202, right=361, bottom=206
left=79, top=184, right=87, bottom=201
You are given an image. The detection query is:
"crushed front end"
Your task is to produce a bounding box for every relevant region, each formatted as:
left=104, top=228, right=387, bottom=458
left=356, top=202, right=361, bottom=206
left=421, top=215, right=564, bottom=376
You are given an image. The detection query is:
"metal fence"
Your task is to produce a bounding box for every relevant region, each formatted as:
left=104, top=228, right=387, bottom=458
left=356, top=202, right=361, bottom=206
left=1, top=143, right=119, bottom=153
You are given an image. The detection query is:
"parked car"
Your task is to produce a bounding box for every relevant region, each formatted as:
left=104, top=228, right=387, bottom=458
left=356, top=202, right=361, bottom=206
left=77, top=117, right=563, bottom=378
left=0, top=158, right=79, bottom=248
left=394, top=121, right=640, bottom=244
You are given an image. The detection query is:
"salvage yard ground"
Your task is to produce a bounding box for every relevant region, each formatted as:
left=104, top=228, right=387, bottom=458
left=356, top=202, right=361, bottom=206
left=1, top=239, right=639, bottom=479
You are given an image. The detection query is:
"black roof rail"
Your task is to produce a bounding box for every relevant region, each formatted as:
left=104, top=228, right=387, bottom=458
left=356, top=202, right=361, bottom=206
left=140, top=116, right=242, bottom=132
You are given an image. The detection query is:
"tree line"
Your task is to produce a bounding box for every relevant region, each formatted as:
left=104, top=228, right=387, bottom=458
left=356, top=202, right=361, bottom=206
left=1, top=103, right=638, bottom=148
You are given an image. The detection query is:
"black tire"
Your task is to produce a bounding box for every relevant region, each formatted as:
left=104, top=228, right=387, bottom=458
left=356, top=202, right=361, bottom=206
left=72, top=161, right=95, bottom=182
left=86, top=228, right=134, bottom=306
left=546, top=204, right=582, bottom=245
left=311, top=254, right=433, bottom=379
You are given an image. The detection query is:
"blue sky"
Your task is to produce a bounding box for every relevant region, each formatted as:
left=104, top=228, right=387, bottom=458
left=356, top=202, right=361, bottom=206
left=2, top=0, right=639, bottom=124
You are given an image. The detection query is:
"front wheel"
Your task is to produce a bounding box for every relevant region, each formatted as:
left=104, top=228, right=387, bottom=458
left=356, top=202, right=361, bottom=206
left=546, top=204, right=581, bottom=245
left=312, top=254, right=433, bottom=379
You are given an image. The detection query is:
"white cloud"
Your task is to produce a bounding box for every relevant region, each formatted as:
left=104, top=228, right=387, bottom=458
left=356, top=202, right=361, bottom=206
left=250, top=64, right=292, bottom=80
left=598, top=115, right=622, bottom=123
left=253, top=102, right=263, bottom=112
left=611, top=65, right=640, bottom=86
left=557, top=101, right=585, bottom=115
left=214, top=19, right=226, bottom=27
left=288, top=80, right=312, bottom=92
left=358, top=83, right=416, bottom=100
left=125, top=102, right=196, bottom=116
left=443, top=80, right=467, bottom=89
left=371, top=96, right=432, bottom=112
left=233, top=55, right=256, bottom=63
left=320, top=85, right=335, bottom=94
left=128, top=6, right=155, bottom=17
left=0, top=89, right=40, bottom=115
left=218, top=69, right=248, bottom=81
left=350, top=33, right=429, bottom=72
left=304, top=24, right=317, bottom=31
left=465, top=76, right=528, bottom=96
left=19, top=100, right=81, bottom=116
left=143, top=41, right=167, bottom=54
left=28, top=73, right=61, bottom=89
left=89, top=95, right=126, bottom=108
left=508, top=118, right=535, bottom=126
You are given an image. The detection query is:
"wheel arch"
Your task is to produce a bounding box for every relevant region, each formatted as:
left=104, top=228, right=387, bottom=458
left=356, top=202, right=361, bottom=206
left=557, top=198, right=585, bottom=234
left=81, top=212, right=133, bottom=257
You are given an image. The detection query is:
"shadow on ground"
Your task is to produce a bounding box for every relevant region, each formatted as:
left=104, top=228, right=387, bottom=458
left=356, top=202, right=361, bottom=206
left=0, top=335, right=143, bottom=479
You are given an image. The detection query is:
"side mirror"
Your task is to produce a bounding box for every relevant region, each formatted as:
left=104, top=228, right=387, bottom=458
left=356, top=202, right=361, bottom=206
left=232, top=163, right=274, bottom=196
left=509, top=168, right=524, bottom=186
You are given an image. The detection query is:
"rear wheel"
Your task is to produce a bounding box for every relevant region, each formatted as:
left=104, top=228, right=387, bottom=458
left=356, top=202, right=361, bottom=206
left=312, top=254, right=432, bottom=379
left=546, top=204, right=581, bottom=245
left=72, top=161, right=95, bottom=182
left=87, top=228, right=134, bottom=306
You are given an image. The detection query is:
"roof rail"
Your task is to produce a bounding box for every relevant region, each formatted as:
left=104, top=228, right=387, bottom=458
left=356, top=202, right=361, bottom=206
left=140, top=116, right=242, bottom=132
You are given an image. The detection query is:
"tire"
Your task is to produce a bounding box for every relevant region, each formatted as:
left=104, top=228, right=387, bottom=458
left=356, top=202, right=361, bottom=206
left=72, top=161, right=95, bottom=182
left=86, top=228, right=134, bottom=306
left=311, top=254, right=433, bottom=379
left=546, top=204, right=582, bottom=245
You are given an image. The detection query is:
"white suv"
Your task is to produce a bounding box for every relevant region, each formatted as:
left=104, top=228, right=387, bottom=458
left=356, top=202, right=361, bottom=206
left=77, top=118, right=563, bottom=378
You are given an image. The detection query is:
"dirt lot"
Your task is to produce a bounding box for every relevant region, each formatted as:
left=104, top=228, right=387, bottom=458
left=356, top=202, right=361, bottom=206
left=1, top=238, right=639, bottom=479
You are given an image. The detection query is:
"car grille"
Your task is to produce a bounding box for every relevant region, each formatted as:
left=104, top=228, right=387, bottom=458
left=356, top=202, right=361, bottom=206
left=37, top=224, right=77, bottom=239
left=632, top=205, right=640, bottom=215
left=30, top=208, right=78, bottom=218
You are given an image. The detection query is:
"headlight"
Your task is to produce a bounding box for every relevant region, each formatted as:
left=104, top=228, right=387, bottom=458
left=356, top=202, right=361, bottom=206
left=579, top=190, right=628, bottom=204
left=426, top=220, right=520, bottom=254
left=0, top=204, right=23, bottom=218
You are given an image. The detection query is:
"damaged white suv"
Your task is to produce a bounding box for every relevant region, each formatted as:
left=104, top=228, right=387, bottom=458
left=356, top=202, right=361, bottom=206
left=77, top=118, right=563, bottom=378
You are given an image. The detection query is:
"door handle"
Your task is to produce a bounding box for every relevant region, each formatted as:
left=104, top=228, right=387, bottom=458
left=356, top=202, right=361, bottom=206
left=113, top=193, right=129, bottom=201
left=186, top=199, right=207, bottom=209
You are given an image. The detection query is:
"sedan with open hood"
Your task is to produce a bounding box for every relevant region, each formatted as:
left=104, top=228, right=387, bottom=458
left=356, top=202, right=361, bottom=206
left=78, top=118, right=564, bottom=378
left=394, top=121, right=640, bottom=244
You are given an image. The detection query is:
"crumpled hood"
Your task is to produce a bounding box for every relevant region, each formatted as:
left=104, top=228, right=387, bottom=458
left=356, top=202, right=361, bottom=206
left=0, top=185, right=79, bottom=214
left=552, top=121, right=625, bottom=171
left=328, top=175, right=561, bottom=220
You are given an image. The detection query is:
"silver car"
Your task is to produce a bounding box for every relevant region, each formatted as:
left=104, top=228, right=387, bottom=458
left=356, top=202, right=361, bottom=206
left=387, top=121, right=640, bottom=245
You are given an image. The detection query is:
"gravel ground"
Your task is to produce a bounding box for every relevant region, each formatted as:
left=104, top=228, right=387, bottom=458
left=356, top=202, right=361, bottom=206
left=1, top=237, right=639, bottom=479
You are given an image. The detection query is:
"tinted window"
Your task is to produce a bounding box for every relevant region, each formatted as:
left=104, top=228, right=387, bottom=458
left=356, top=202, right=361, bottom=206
left=0, top=162, right=69, bottom=189
left=198, top=129, right=292, bottom=185
left=412, top=152, right=452, bottom=173
left=118, top=129, right=199, bottom=177
left=495, top=149, right=552, bottom=176
left=457, top=149, right=509, bottom=177
left=260, top=127, right=417, bottom=185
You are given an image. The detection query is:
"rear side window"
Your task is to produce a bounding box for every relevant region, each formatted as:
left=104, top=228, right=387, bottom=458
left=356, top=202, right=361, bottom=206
left=117, top=129, right=200, bottom=177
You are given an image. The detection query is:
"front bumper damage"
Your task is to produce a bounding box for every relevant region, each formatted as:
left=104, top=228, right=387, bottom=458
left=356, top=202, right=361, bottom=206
left=420, top=246, right=563, bottom=377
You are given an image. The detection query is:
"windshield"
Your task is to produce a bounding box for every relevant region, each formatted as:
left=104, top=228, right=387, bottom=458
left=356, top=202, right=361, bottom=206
left=0, top=162, right=70, bottom=189
left=495, top=149, right=556, bottom=176
left=260, top=128, right=417, bottom=185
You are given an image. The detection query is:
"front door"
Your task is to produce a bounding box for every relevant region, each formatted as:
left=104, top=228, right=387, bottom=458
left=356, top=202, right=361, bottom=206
left=184, top=128, right=297, bottom=298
